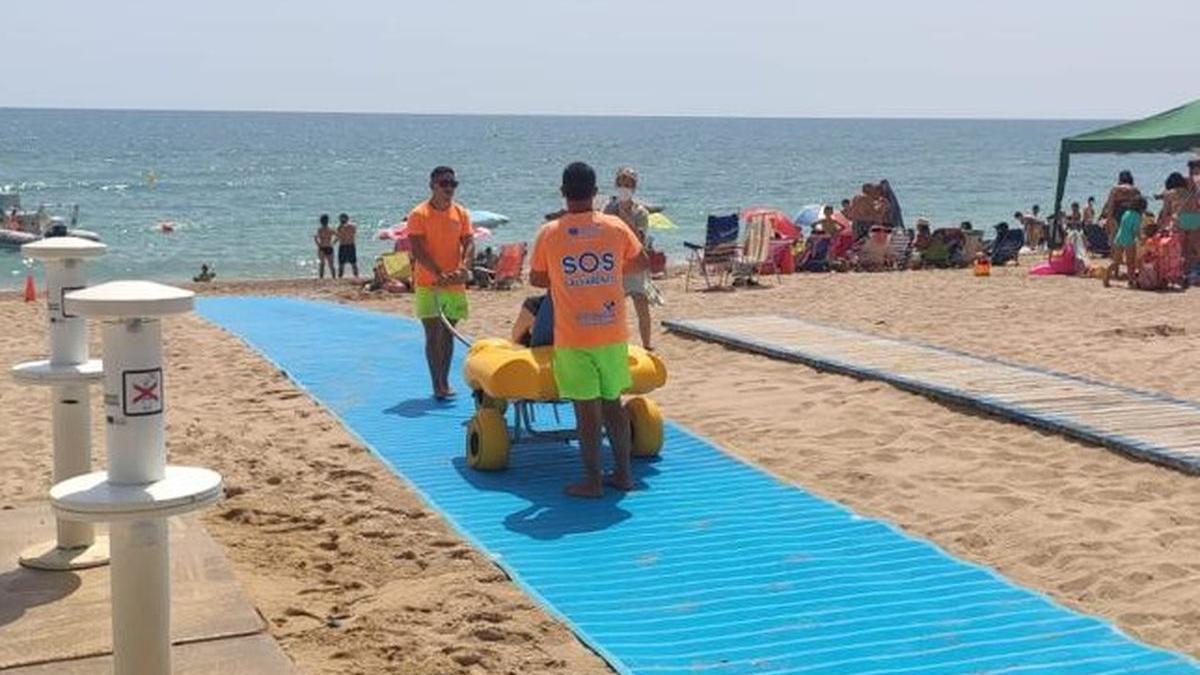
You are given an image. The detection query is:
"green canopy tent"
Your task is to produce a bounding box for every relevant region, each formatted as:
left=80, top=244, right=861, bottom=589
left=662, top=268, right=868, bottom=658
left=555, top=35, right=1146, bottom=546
left=1054, top=98, right=1200, bottom=219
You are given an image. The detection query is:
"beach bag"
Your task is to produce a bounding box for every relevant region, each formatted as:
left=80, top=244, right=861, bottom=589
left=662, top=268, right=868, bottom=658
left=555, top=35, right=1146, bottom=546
left=779, top=244, right=796, bottom=274
left=1157, top=232, right=1185, bottom=285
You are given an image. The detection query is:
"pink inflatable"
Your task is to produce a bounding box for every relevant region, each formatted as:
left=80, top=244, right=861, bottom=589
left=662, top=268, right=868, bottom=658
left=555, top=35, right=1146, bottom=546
left=1029, top=243, right=1081, bottom=276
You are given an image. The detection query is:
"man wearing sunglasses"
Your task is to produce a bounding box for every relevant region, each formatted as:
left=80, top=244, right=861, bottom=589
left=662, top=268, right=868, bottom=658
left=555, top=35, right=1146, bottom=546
left=407, top=166, right=474, bottom=399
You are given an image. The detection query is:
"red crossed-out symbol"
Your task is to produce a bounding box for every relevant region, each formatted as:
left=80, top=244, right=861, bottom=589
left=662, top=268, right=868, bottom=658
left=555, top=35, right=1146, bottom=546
left=132, top=380, right=159, bottom=403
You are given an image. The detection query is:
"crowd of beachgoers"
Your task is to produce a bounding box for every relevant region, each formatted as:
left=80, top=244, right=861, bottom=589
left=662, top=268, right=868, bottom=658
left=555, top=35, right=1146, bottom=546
left=289, top=156, right=1200, bottom=301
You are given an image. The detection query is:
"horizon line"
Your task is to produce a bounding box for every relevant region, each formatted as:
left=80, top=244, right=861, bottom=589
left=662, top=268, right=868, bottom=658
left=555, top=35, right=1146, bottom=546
left=0, top=104, right=1124, bottom=123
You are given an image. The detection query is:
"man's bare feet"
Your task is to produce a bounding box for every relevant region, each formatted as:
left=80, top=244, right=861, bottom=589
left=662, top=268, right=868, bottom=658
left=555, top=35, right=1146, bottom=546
left=604, top=472, right=635, bottom=491
left=565, top=478, right=604, bottom=499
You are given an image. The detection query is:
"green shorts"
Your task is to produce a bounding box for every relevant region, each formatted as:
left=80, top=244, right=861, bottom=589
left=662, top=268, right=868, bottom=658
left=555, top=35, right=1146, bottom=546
left=553, top=343, right=632, bottom=401
left=414, top=287, right=468, bottom=322
left=1178, top=212, right=1200, bottom=232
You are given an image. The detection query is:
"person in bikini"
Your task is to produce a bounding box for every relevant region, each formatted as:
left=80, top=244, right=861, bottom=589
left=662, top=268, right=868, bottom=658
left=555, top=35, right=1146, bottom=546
left=314, top=214, right=335, bottom=279
left=530, top=162, right=648, bottom=498
left=1101, top=170, right=1144, bottom=244
left=1169, top=160, right=1200, bottom=272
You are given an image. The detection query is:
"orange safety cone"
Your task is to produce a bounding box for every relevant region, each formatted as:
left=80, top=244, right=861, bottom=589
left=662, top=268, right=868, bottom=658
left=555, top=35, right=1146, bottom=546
left=23, top=273, right=36, bottom=303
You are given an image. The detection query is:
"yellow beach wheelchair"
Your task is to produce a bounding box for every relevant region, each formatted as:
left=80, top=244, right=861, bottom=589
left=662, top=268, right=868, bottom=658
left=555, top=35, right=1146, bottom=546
left=462, top=338, right=667, bottom=471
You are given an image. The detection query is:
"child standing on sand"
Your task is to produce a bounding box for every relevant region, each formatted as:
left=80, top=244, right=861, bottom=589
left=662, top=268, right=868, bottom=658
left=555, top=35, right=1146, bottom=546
left=530, top=162, right=648, bottom=498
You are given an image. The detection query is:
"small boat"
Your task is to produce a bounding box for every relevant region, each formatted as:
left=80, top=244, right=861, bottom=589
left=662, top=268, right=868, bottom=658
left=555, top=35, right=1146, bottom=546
left=0, top=191, right=100, bottom=249
left=0, top=230, right=39, bottom=249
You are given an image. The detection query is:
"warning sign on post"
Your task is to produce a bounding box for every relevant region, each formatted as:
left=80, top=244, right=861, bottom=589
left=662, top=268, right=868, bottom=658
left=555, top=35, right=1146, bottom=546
left=122, top=368, right=163, bottom=417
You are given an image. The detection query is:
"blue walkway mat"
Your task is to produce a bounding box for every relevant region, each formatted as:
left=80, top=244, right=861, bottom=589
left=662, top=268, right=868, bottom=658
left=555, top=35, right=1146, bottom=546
left=198, top=297, right=1198, bottom=675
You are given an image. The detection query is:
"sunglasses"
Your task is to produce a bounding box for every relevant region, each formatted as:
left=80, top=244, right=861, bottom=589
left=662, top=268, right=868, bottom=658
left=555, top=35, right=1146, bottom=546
left=436, top=179, right=459, bottom=189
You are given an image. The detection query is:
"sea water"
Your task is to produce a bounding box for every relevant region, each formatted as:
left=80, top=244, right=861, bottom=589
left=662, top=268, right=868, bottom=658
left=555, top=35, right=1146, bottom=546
left=0, top=108, right=1189, bottom=288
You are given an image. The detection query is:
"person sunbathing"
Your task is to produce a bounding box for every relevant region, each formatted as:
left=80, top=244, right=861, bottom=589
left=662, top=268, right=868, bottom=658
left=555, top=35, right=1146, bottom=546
left=856, top=225, right=890, bottom=271
left=797, top=225, right=831, bottom=272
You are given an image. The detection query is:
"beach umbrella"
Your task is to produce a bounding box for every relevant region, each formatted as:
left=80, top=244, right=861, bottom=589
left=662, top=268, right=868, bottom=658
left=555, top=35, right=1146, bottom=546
left=648, top=212, right=677, bottom=230
left=793, top=204, right=823, bottom=227
left=740, top=207, right=799, bottom=239
left=376, top=224, right=407, bottom=241
left=469, top=210, right=510, bottom=227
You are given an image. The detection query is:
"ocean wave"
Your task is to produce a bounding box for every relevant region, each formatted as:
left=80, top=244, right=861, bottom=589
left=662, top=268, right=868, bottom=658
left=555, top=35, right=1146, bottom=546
left=99, top=184, right=130, bottom=192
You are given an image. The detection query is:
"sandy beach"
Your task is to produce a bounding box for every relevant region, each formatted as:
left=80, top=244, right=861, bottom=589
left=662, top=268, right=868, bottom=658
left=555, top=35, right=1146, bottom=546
left=3, top=265, right=1200, bottom=673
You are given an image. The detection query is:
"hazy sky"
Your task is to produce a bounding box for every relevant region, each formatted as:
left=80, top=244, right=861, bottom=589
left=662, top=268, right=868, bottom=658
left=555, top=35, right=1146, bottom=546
left=6, top=1, right=1197, bottom=119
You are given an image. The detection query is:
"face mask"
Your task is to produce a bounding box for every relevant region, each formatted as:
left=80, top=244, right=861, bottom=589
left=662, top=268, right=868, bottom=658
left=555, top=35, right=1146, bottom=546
left=617, top=187, right=634, bottom=203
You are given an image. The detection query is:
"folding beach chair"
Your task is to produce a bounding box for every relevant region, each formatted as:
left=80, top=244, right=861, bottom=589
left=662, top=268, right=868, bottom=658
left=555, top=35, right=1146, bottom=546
left=732, top=214, right=774, bottom=286
left=887, top=228, right=913, bottom=269
left=381, top=251, right=411, bottom=281
left=990, top=230, right=1025, bottom=266
left=475, top=242, right=527, bottom=290
left=684, top=214, right=739, bottom=291
left=960, top=231, right=985, bottom=266
left=758, top=238, right=795, bottom=280
left=797, top=237, right=831, bottom=272
left=1083, top=223, right=1111, bottom=258
left=371, top=251, right=412, bottom=292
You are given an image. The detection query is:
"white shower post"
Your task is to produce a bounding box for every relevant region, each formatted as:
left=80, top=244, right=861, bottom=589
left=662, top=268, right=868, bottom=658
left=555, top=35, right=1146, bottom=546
left=50, top=281, right=223, bottom=675
left=11, top=236, right=109, bottom=570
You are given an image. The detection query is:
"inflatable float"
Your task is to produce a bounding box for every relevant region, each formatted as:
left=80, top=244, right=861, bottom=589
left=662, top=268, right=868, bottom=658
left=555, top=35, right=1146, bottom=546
left=462, top=338, right=668, bottom=470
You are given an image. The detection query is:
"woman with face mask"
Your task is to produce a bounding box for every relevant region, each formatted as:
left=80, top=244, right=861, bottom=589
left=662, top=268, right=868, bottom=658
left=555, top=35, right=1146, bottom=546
left=603, top=166, right=655, bottom=351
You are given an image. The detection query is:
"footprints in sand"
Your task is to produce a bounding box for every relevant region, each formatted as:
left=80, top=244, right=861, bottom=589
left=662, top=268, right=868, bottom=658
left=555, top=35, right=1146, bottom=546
left=1099, top=324, right=1186, bottom=339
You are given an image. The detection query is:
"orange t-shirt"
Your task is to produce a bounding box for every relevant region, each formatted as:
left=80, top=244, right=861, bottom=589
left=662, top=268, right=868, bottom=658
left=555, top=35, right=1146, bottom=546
left=406, top=200, right=473, bottom=289
left=530, top=211, right=643, bottom=349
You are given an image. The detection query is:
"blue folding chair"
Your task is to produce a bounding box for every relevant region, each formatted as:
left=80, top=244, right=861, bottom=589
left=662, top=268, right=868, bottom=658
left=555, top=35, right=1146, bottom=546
left=1083, top=223, right=1112, bottom=258
left=990, top=229, right=1025, bottom=266
left=684, top=214, right=740, bottom=291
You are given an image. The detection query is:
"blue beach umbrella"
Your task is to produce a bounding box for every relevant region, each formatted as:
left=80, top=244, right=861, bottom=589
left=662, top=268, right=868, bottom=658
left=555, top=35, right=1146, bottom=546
left=469, top=210, right=510, bottom=227
left=793, top=204, right=823, bottom=227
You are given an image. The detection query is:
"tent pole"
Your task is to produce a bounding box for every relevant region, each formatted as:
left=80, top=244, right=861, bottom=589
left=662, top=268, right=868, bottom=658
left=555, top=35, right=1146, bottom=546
left=1052, top=141, right=1071, bottom=248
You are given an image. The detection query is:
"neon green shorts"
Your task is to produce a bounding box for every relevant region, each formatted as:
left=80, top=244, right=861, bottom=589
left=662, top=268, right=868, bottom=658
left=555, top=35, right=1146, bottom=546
left=553, top=343, right=632, bottom=401
left=414, top=287, right=468, bottom=322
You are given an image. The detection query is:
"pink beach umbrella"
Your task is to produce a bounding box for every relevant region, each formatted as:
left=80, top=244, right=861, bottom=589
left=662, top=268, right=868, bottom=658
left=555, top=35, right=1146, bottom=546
left=740, top=207, right=800, bottom=239
left=377, top=223, right=408, bottom=241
